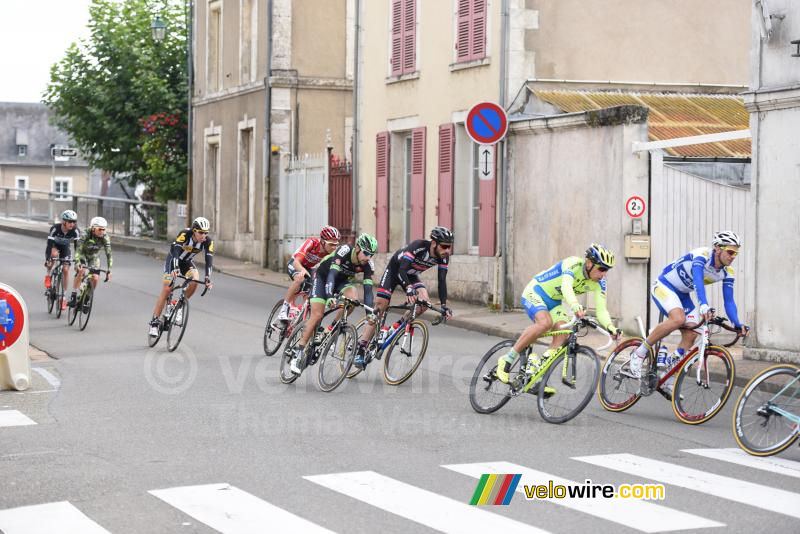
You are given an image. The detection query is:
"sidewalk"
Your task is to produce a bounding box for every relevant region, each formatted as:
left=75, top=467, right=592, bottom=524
left=1, top=217, right=772, bottom=386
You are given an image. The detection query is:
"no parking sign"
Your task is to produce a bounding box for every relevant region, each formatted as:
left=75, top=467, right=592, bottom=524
left=0, top=283, right=30, bottom=391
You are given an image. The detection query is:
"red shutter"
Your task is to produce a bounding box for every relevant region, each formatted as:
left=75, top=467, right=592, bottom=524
left=478, top=144, right=496, bottom=256
left=391, top=0, right=402, bottom=76
left=456, top=0, right=471, bottom=62
left=410, top=127, right=426, bottom=240
left=471, top=0, right=487, bottom=60
left=376, top=132, right=391, bottom=252
left=437, top=123, right=455, bottom=228
left=402, top=0, right=416, bottom=74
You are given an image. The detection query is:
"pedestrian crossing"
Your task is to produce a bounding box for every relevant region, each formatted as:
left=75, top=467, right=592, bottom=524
left=2, top=448, right=799, bottom=533
left=0, top=409, right=36, bottom=427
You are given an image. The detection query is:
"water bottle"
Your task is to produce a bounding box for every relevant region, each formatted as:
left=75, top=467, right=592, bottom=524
left=656, top=345, right=669, bottom=368
left=377, top=325, right=390, bottom=344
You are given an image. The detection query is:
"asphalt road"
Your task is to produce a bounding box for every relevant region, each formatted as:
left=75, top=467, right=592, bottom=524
left=1, top=230, right=799, bottom=534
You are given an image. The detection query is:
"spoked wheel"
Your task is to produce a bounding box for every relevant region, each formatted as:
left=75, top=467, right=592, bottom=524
left=46, top=284, right=56, bottom=314
left=54, top=277, right=65, bottom=319
left=78, top=285, right=94, bottom=331
left=672, top=346, right=735, bottom=424
left=317, top=323, right=357, bottom=392
left=166, top=298, right=190, bottom=352
left=67, top=290, right=80, bottom=326
left=280, top=320, right=306, bottom=384
left=346, top=317, right=370, bottom=379
left=733, top=364, right=800, bottom=456
left=383, top=320, right=429, bottom=386
left=263, top=300, right=288, bottom=356
left=469, top=340, right=519, bottom=414
left=598, top=338, right=650, bottom=412
left=538, top=346, right=600, bottom=424
left=147, top=316, right=164, bottom=347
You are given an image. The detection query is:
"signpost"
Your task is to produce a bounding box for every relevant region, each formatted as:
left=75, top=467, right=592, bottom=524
left=466, top=102, right=508, bottom=146
left=478, top=144, right=494, bottom=181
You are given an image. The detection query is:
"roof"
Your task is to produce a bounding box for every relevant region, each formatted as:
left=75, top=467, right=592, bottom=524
left=0, top=102, right=88, bottom=167
left=531, top=90, right=750, bottom=158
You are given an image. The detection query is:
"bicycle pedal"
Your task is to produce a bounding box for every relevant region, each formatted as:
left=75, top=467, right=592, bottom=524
left=561, top=377, right=576, bottom=389
left=656, top=387, right=673, bottom=402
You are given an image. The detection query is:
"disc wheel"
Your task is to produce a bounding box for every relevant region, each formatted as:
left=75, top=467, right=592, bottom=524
left=732, top=364, right=800, bottom=456
left=598, top=338, right=651, bottom=412
left=166, top=298, right=190, bottom=352
left=317, top=324, right=357, bottom=392
left=672, top=346, right=735, bottom=424
left=263, top=299, right=287, bottom=356
left=469, top=340, right=518, bottom=414
left=538, top=346, right=600, bottom=424
left=78, top=285, right=94, bottom=331
left=383, top=320, right=429, bottom=386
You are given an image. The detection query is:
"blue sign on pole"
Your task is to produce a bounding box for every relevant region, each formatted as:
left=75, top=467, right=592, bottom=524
left=466, top=102, right=508, bottom=145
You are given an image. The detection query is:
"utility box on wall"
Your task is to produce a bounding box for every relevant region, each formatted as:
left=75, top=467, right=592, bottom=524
left=624, top=234, right=651, bottom=263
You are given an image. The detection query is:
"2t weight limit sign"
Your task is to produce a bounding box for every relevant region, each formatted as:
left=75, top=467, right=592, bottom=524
left=625, top=196, right=646, bottom=218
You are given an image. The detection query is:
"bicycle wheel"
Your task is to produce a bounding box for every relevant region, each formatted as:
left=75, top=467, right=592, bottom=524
left=67, top=288, right=80, bottom=326
left=166, top=298, right=190, bottom=352
left=46, top=279, right=56, bottom=314
left=538, top=346, right=600, bottom=424
left=54, top=273, right=65, bottom=319
left=279, top=320, right=306, bottom=384
left=469, top=340, right=518, bottom=414
left=383, top=320, right=429, bottom=386
left=672, top=346, right=735, bottom=424
left=733, top=364, right=800, bottom=456
left=317, top=323, right=357, bottom=392
left=78, top=285, right=94, bottom=331
left=598, top=338, right=649, bottom=412
left=346, top=317, right=370, bottom=379
left=263, top=299, right=287, bottom=356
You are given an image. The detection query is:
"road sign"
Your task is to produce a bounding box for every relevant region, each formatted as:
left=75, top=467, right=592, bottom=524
left=478, top=144, right=494, bottom=181
left=51, top=146, right=78, bottom=159
left=0, top=286, right=24, bottom=351
left=625, top=195, right=646, bottom=218
left=466, top=102, right=508, bottom=145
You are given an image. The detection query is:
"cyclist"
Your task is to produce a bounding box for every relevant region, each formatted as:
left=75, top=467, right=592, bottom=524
left=288, top=233, right=378, bottom=375
left=355, top=226, right=454, bottom=369
left=45, top=210, right=81, bottom=311
left=149, top=217, right=214, bottom=336
left=69, top=216, right=113, bottom=308
left=628, top=231, right=749, bottom=395
left=276, top=226, right=341, bottom=322
left=496, top=244, right=622, bottom=387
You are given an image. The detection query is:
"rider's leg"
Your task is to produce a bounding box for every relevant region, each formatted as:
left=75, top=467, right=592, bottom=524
left=291, top=299, right=325, bottom=374
left=496, top=296, right=553, bottom=383
left=415, top=286, right=431, bottom=319
left=185, top=268, right=201, bottom=299
left=69, top=265, right=84, bottom=306
left=280, top=270, right=305, bottom=320
left=360, top=296, right=388, bottom=344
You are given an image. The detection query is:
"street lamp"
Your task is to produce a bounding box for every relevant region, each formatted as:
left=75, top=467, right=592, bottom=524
left=151, top=16, right=167, bottom=42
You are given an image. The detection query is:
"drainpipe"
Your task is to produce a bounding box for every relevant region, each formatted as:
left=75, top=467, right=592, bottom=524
left=352, top=0, right=361, bottom=237
left=262, top=0, right=273, bottom=267
left=186, top=0, right=194, bottom=223
left=497, top=0, right=510, bottom=311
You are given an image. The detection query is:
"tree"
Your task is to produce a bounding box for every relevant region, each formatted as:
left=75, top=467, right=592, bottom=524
left=44, top=0, right=188, bottom=202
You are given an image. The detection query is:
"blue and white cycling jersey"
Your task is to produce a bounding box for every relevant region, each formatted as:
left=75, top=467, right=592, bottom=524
left=657, top=247, right=740, bottom=327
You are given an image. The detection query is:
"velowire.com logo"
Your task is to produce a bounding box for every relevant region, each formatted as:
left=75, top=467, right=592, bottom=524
left=469, top=474, right=522, bottom=505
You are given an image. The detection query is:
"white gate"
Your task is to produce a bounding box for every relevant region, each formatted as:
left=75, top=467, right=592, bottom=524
left=279, top=153, right=329, bottom=261
left=650, top=154, right=754, bottom=328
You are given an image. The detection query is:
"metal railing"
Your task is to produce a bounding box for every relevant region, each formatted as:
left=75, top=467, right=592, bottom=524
left=1, top=187, right=168, bottom=240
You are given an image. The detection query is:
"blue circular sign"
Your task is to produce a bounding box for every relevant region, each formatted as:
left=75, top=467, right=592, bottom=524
left=466, top=102, right=508, bottom=145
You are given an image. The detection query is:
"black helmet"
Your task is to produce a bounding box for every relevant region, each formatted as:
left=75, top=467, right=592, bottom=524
left=430, top=226, right=454, bottom=244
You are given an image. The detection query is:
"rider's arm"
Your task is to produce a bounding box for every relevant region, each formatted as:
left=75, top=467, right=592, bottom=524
left=103, top=235, right=113, bottom=269
left=437, top=264, right=448, bottom=305
left=722, top=273, right=741, bottom=328
left=204, top=240, right=214, bottom=278
left=45, top=226, right=56, bottom=260
left=691, top=255, right=710, bottom=307
left=362, top=277, right=374, bottom=308
left=560, top=270, right=581, bottom=313
left=397, top=251, right=414, bottom=287
left=326, top=261, right=341, bottom=294
left=593, top=285, right=616, bottom=333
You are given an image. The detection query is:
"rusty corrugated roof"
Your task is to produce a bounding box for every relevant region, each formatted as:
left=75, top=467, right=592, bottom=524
left=532, top=90, right=750, bottom=158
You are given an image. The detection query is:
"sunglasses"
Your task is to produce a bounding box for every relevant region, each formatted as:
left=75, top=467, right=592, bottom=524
left=722, top=247, right=739, bottom=257
left=438, top=244, right=452, bottom=250
left=595, top=264, right=610, bottom=273
left=195, top=230, right=209, bottom=235
left=324, top=240, right=340, bottom=247
left=362, top=251, right=374, bottom=257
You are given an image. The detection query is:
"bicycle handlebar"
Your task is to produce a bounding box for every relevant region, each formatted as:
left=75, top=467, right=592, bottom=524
left=173, top=275, right=211, bottom=296
left=562, top=315, right=614, bottom=351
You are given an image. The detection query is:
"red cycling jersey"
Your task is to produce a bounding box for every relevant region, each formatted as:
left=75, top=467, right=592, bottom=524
left=293, top=237, right=327, bottom=269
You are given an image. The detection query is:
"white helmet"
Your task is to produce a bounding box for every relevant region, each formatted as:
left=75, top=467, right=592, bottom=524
left=60, top=209, right=78, bottom=222
left=192, top=216, right=211, bottom=232
left=90, top=216, right=108, bottom=228
left=712, top=230, right=741, bottom=247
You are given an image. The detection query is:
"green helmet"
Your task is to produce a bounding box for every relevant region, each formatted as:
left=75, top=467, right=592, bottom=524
left=356, top=233, right=378, bottom=255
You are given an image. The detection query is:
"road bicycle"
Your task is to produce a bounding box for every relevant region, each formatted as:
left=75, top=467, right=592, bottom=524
left=262, top=276, right=312, bottom=356
left=45, top=258, right=70, bottom=318
left=470, top=316, right=610, bottom=424
left=348, top=300, right=448, bottom=385
left=732, top=363, right=800, bottom=456
left=67, top=268, right=109, bottom=331
left=147, top=275, right=209, bottom=352
left=598, top=313, right=738, bottom=424
left=279, top=295, right=360, bottom=392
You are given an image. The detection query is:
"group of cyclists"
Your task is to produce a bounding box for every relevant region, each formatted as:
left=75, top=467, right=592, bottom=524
left=42, top=208, right=749, bottom=400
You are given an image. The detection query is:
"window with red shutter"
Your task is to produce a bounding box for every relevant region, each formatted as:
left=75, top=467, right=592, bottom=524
left=402, top=0, right=416, bottom=74
left=437, top=124, right=455, bottom=228
left=391, top=0, right=402, bottom=76
left=455, top=0, right=487, bottom=63
left=471, top=0, right=487, bottom=60
left=376, top=132, right=391, bottom=252
left=456, top=0, right=471, bottom=62
left=410, top=127, right=426, bottom=240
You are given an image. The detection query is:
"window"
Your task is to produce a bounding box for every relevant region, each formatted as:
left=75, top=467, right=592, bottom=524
left=403, top=136, right=413, bottom=243
left=208, top=1, right=223, bottom=92
left=455, top=0, right=487, bottom=63
left=238, top=122, right=255, bottom=233
left=17, top=145, right=27, bottom=157
left=15, top=176, right=28, bottom=199
left=240, top=0, right=257, bottom=84
left=54, top=177, right=72, bottom=201
left=470, top=143, right=481, bottom=250
left=390, top=0, right=416, bottom=76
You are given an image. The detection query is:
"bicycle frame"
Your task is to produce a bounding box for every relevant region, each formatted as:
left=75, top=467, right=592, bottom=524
left=761, top=373, right=800, bottom=424
left=367, top=300, right=445, bottom=358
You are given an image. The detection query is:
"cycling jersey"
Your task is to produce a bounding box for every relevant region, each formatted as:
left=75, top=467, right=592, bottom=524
left=311, top=244, right=374, bottom=305
left=166, top=229, right=214, bottom=278
left=377, top=239, right=449, bottom=303
left=292, top=237, right=327, bottom=270
left=521, top=256, right=614, bottom=331
left=45, top=223, right=80, bottom=261
left=657, top=247, right=740, bottom=327
left=74, top=233, right=113, bottom=270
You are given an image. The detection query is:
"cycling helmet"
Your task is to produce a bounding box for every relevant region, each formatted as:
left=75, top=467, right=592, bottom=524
left=585, top=243, right=615, bottom=269
left=712, top=230, right=741, bottom=247
left=320, top=226, right=341, bottom=242
left=192, top=216, right=211, bottom=232
left=61, top=210, right=78, bottom=222
left=90, top=216, right=107, bottom=228
left=356, top=233, right=378, bottom=255
left=430, top=226, right=454, bottom=244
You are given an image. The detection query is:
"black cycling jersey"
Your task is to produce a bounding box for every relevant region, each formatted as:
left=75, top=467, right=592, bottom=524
left=378, top=239, right=449, bottom=303
left=313, top=244, right=374, bottom=306
left=166, top=229, right=214, bottom=277
left=45, top=223, right=80, bottom=260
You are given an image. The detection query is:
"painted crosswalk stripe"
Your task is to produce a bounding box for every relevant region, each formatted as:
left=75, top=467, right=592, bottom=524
left=683, top=448, right=800, bottom=479
left=574, top=453, right=800, bottom=519
left=443, top=461, right=722, bottom=533
left=0, top=410, right=36, bottom=427
left=149, top=483, right=333, bottom=533
left=304, top=470, right=550, bottom=534
left=0, top=501, right=110, bottom=534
